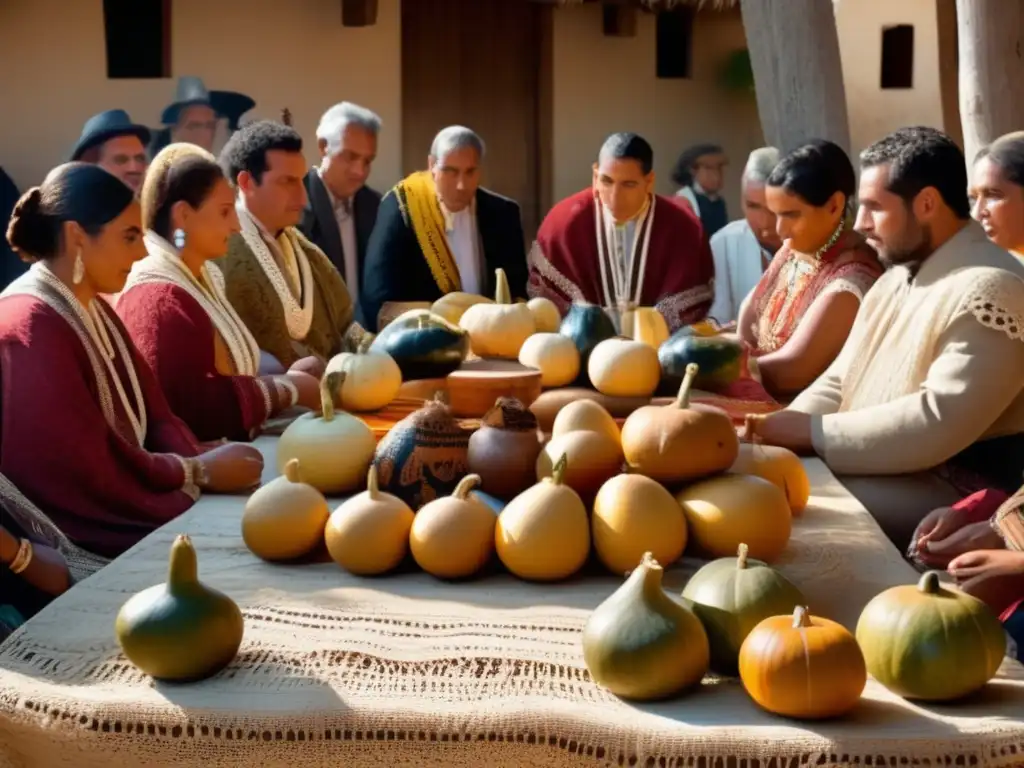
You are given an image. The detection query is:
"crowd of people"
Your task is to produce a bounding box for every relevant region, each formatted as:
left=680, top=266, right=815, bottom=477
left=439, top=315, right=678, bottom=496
left=0, top=92, right=1021, bottom=657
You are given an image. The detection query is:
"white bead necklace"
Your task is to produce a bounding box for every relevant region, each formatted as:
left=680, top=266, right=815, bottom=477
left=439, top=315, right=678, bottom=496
left=36, top=263, right=147, bottom=446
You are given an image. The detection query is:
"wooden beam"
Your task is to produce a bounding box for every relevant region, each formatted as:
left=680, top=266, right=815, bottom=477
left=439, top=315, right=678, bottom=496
left=342, top=0, right=378, bottom=27
left=935, top=0, right=963, bottom=149
left=602, top=3, right=638, bottom=36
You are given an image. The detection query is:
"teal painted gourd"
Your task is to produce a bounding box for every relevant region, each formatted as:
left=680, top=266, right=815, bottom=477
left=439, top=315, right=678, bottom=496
left=370, top=309, right=470, bottom=381
left=658, top=332, right=743, bottom=393
left=559, top=303, right=617, bottom=386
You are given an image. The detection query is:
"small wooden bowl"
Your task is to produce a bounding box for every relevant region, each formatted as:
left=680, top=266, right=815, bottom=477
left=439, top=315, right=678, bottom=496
left=446, top=359, right=543, bottom=418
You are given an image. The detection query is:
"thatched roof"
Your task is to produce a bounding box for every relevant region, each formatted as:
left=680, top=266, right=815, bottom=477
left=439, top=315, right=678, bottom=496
left=550, top=0, right=738, bottom=9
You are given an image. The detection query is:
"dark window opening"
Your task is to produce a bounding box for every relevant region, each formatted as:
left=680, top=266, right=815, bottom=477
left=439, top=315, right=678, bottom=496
left=880, top=24, right=914, bottom=89
left=103, top=0, right=170, bottom=79
left=656, top=7, right=694, bottom=80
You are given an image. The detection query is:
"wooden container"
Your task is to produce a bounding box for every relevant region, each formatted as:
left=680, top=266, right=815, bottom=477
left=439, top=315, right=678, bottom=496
left=446, top=359, right=543, bottom=418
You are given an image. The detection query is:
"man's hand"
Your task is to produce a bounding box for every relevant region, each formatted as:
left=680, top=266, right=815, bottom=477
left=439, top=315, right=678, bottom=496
left=743, top=411, right=814, bottom=454
left=949, top=549, right=1024, bottom=614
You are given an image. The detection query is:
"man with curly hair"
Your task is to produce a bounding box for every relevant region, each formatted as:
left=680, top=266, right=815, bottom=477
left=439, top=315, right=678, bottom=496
left=215, top=120, right=365, bottom=376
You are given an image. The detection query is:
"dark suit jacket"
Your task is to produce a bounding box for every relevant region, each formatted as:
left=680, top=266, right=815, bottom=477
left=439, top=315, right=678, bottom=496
left=360, top=186, right=527, bottom=331
left=299, top=170, right=381, bottom=328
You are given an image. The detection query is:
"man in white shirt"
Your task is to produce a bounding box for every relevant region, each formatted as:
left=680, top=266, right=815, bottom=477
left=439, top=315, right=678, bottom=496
left=708, top=147, right=782, bottom=325
left=300, top=101, right=383, bottom=327
left=361, top=126, right=527, bottom=330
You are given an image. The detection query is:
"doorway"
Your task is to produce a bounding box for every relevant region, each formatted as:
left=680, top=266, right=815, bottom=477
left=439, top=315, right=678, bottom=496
left=400, top=0, right=550, bottom=241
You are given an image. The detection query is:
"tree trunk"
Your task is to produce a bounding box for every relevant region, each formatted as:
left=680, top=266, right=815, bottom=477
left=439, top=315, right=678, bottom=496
left=935, top=0, right=963, bottom=149
left=739, top=0, right=850, bottom=154
left=956, top=0, right=1024, bottom=164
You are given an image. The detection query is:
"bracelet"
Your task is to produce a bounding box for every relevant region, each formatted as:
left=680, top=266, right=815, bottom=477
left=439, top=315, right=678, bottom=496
left=9, top=538, right=33, bottom=575
left=191, top=457, right=211, bottom=489
left=274, top=376, right=299, bottom=408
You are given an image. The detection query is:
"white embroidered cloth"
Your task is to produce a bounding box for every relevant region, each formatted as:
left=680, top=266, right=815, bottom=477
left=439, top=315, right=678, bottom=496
left=0, top=438, right=1021, bottom=767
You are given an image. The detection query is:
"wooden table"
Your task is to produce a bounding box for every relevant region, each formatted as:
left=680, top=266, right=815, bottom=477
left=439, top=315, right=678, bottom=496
left=0, top=438, right=1021, bottom=768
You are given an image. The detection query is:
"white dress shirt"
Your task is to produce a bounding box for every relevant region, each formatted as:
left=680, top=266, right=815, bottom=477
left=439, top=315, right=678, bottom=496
left=708, top=218, right=770, bottom=324
left=443, top=204, right=482, bottom=295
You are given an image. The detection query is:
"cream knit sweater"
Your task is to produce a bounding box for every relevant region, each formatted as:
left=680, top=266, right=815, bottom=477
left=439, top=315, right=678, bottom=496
left=790, top=223, right=1024, bottom=475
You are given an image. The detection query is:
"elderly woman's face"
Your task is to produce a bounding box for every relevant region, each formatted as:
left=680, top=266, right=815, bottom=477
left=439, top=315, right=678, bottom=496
left=971, top=155, right=1024, bottom=252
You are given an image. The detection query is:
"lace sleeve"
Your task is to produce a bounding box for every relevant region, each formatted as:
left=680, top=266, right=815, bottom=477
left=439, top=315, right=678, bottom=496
left=960, top=269, right=1024, bottom=342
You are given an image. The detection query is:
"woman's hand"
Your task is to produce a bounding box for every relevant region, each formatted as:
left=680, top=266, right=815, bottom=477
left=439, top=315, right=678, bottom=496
left=289, top=356, right=326, bottom=379
left=948, top=549, right=1024, bottom=614
left=196, top=443, right=264, bottom=493
left=0, top=526, right=19, bottom=566
left=285, top=371, right=323, bottom=411
left=914, top=519, right=1004, bottom=568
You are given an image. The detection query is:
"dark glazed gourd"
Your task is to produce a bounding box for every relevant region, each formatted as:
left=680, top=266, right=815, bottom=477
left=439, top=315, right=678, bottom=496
left=559, top=302, right=617, bottom=386
left=369, top=308, right=470, bottom=380
left=658, top=331, right=743, bottom=394
left=681, top=543, right=806, bottom=675
left=583, top=552, right=710, bottom=700
left=115, top=535, right=244, bottom=682
left=467, top=397, right=543, bottom=498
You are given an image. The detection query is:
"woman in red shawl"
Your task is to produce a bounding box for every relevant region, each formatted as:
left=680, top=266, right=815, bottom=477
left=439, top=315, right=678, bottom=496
left=737, top=141, right=882, bottom=398
left=1, top=163, right=263, bottom=559
left=117, top=144, right=321, bottom=443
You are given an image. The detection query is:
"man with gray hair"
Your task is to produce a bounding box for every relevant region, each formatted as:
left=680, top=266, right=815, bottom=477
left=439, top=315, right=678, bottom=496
left=707, top=146, right=783, bottom=325
left=300, top=101, right=383, bottom=326
left=361, top=125, right=527, bottom=330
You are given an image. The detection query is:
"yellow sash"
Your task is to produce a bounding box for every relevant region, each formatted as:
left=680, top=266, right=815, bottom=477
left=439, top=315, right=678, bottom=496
left=394, top=171, right=461, bottom=294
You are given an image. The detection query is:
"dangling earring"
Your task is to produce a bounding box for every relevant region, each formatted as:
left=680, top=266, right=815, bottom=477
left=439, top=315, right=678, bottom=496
left=173, top=228, right=186, bottom=249
left=72, top=249, right=85, bottom=285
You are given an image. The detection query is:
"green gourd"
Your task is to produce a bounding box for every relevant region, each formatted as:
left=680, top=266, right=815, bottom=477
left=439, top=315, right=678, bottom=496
left=658, top=332, right=743, bottom=394
left=115, top=535, right=244, bottom=682
left=559, top=303, right=617, bottom=386
left=855, top=571, right=1006, bottom=701
left=681, top=543, right=805, bottom=676
left=370, top=309, right=470, bottom=380
left=582, top=552, right=710, bottom=700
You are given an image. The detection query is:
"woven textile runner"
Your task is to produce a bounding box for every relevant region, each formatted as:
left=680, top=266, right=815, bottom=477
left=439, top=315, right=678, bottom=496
left=0, top=438, right=1021, bottom=767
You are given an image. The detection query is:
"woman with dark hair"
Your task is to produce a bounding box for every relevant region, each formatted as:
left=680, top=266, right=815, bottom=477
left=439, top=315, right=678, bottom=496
left=672, top=143, right=729, bottom=237
left=971, top=131, right=1024, bottom=260
left=1, top=162, right=263, bottom=560
left=737, top=140, right=883, bottom=397
left=117, top=144, right=321, bottom=442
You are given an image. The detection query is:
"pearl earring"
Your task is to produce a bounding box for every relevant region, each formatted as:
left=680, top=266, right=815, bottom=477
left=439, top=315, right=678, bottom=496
left=173, top=229, right=186, bottom=249
left=72, top=249, right=85, bottom=285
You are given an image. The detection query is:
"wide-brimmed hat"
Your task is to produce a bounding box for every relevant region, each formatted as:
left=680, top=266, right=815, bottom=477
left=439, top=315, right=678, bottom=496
left=70, top=109, right=152, bottom=161
left=161, top=75, right=255, bottom=129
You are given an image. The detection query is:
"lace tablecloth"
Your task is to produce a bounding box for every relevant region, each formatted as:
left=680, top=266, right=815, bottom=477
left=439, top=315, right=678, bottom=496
left=0, top=438, right=1022, bottom=768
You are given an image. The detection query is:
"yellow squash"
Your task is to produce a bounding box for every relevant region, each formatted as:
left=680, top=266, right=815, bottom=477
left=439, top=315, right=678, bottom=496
left=587, top=337, right=661, bottom=398
left=431, top=291, right=493, bottom=325
left=527, top=296, right=562, bottom=333
left=241, top=459, right=329, bottom=561
left=410, top=474, right=496, bottom=579
left=620, top=306, right=669, bottom=348
left=277, top=372, right=376, bottom=494
left=518, top=332, right=580, bottom=388
left=496, top=454, right=591, bottom=581
left=325, top=339, right=402, bottom=412
left=459, top=268, right=536, bottom=358
left=324, top=466, right=415, bottom=575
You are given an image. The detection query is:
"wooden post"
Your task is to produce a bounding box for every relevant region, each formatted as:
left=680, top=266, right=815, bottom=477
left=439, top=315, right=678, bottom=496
left=935, top=0, right=963, bottom=149
left=342, top=0, right=378, bottom=27
left=955, top=0, right=1024, bottom=164
left=602, top=4, right=637, bottom=37
left=739, top=0, right=851, bottom=154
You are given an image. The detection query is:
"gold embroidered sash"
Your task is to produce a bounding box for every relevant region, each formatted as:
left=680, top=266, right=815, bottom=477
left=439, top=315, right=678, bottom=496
left=394, top=171, right=461, bottom=294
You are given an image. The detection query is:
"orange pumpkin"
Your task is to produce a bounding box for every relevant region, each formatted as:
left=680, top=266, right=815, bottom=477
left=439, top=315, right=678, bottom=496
left=739, top=606, right=866, bottom=720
